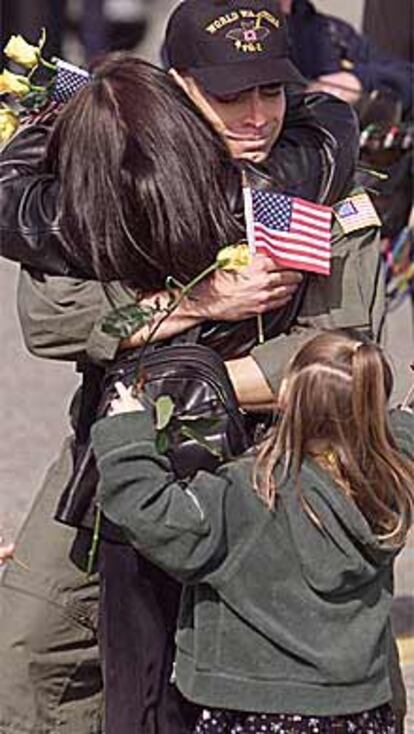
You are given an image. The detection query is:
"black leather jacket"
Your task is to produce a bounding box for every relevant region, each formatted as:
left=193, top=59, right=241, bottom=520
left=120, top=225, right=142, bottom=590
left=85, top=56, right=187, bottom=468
left=0, top=91, right=358, bottom=276
left=0, top=92, right=359, bottom=360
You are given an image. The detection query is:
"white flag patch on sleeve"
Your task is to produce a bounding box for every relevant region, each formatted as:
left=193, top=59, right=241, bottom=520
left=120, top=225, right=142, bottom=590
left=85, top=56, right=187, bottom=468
left=333, top=191, right=381, bottom=234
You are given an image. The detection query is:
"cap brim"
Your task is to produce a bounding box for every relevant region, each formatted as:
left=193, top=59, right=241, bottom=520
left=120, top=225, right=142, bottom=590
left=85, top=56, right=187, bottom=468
left=187, top=57, right=306, bottom=96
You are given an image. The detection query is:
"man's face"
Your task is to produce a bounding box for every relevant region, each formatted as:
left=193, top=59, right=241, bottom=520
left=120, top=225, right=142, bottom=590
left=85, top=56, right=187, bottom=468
left=177, top=75, right=287, bottom=162
left=279, top=0, right=294, bottom=14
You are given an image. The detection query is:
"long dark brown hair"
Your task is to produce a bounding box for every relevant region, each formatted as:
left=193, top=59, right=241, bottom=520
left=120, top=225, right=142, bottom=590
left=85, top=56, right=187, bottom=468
left=46, top=53, right=241, bottom=288
left=254, top=331, right=414, bottom=545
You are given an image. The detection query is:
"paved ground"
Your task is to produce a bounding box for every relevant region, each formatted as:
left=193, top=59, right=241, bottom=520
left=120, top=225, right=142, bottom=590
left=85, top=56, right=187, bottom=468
left=0, top=260, right=79, bottom=539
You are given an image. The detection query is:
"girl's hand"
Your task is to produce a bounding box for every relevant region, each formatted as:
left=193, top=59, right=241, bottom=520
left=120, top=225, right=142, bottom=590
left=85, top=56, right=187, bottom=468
left=108, top=381, right=145, bottom=416
left=0, top=539, right=15, bottom=566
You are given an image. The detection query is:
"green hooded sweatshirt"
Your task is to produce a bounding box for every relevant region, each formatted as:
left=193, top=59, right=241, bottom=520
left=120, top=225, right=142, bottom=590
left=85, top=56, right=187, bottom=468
left=92, top=408, right=413, bottom=716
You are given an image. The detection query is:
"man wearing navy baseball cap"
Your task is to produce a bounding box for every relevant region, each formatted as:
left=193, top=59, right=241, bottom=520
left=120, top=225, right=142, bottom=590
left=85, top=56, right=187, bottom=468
left=165, top=0, right=304, bottom=94
left=164, top=0, right=305, bottom=162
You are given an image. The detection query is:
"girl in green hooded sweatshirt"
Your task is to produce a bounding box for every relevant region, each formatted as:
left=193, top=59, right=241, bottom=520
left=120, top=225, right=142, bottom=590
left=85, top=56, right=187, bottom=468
left=92, top=331, right=414, bottom=734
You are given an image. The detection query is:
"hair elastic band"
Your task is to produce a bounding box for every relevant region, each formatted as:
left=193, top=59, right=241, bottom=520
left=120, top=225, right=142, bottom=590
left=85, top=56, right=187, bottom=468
left=352, top=341, right=363, bottom=354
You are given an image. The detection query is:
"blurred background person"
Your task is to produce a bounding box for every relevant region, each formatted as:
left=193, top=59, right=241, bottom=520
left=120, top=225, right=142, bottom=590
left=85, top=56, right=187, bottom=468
left=1, top=0, right=66, bottom=57
left=363, top=0, right=413, bottom=64
left=280, top=0, right=413, bottom=113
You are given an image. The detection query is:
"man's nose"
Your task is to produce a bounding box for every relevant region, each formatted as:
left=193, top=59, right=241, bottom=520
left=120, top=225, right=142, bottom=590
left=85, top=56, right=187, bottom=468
left=245, top=89, right=267, bottom=127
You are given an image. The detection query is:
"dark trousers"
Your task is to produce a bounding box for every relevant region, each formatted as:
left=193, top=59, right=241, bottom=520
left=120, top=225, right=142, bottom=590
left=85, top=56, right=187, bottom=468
left=99, top=540, right=200, bottom=734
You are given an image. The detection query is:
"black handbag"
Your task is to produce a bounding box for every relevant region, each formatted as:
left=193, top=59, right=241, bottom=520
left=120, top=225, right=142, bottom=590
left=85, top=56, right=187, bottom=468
left=101, top=342, right=250, bottom=475
left=55, top=338, right=250, bottom=537
left=54, top=278, right=309, bottom=535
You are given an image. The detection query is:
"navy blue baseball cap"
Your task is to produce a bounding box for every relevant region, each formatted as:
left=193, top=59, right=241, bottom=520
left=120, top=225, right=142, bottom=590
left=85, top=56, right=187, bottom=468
left=164, top=0, right=305, bottom=95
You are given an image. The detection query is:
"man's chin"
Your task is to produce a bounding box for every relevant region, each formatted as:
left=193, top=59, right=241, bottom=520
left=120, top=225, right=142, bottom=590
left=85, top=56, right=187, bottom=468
left=237, top=149, right=268, bottom=163
left=227, top=140, right=272, bottom=162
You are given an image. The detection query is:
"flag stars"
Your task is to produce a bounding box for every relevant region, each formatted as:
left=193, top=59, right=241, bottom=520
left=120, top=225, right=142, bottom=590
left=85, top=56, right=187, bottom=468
left=252, top=190, right=292, bottom=231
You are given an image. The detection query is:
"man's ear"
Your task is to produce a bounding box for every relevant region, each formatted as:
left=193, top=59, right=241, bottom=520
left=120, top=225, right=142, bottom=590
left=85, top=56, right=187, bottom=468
left=169, top=68, right=191, bottom=95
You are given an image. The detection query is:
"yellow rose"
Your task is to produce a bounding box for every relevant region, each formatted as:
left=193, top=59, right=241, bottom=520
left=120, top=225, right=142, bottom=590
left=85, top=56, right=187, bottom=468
left=0, top=107, right=19, bottom=144
left=4, top=35, right=40, bottom=69
left=216, top=243, right=252, bottom=271
left=0, top=68, right=31, bottom=96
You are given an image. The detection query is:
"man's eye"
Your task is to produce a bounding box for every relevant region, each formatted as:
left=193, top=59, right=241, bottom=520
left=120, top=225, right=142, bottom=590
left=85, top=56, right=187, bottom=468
left=261, top=84, right=283, bottom=97
left=213, top=92, right=242, bottom=104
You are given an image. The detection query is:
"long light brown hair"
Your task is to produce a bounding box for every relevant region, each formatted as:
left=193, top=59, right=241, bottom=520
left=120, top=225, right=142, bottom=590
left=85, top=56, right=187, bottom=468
left=254, top=331, right=414, bottom=545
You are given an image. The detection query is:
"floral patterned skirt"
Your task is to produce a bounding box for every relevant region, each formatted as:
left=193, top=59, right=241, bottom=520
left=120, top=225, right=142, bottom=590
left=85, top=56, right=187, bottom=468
left=194, top=704, right=396, bottom=734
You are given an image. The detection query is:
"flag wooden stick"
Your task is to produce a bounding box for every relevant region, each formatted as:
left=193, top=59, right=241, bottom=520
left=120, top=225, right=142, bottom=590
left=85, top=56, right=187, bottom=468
left=242, top=171, right=264, bottom=344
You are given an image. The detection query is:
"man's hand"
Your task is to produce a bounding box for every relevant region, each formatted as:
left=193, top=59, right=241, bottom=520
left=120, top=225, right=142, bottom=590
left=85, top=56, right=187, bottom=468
left=122, top=254, right=302, bottom=349
left=191, top=254, right=303, bottom=321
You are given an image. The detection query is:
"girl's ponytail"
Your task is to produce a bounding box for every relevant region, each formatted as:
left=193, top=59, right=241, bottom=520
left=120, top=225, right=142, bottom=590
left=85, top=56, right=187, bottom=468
left=351, top=342, right=391, bottom=454
left=254, top=332, right=414, bottom=545
left=350, top=341, right=413, bottom=543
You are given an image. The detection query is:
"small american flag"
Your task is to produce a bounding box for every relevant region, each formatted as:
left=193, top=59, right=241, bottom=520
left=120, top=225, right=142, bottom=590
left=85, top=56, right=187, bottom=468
left=247, top=189, right=333, bottom=276
left=51, top=59, right=90, bottom=103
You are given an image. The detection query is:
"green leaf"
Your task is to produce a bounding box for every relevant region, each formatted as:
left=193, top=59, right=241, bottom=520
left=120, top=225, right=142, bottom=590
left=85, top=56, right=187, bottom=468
left=177, top=415, right=221, bottom=430
left=155, top=395, right=175, bottom=431
left=179, top=425, right=222, bottom=458
left=20, top=90, right=49, bottom=109
left=155, top=429, right=170, bottom=454
left=101, top=303, right=157, bottom=338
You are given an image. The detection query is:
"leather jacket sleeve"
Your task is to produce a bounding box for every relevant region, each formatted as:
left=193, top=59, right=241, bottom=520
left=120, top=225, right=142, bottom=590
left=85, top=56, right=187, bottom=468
left=0, top=119, right=90, bottom=276
left=0, top=92, right=358, bottom=276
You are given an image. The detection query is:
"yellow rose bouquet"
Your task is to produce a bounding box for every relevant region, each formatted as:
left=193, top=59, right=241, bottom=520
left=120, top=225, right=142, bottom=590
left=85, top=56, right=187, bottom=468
left=1, top=28, right=91, bottom=146
left=0, top=29, right=61, bottom=145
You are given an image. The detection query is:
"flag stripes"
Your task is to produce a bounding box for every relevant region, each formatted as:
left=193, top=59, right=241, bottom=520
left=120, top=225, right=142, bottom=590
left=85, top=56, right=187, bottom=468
left=249, top=189, right=333, bottom=276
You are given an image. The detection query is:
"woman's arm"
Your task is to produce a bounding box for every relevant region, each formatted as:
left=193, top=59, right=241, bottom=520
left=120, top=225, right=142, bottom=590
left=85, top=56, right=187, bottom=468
left=0, top=116, right=87, bottom=276
left=17, top=260, right=302, bottom=363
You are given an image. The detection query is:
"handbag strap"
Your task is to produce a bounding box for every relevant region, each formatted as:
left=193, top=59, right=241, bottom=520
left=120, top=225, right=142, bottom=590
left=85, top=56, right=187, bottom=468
left=168, top=324, right=202, bottom=346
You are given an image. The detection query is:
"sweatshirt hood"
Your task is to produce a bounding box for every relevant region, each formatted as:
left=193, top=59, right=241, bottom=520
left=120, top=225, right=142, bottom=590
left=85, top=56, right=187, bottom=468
left=309, top=460, right=401, bottom=562
left=279, top=460, right=401, bottom=599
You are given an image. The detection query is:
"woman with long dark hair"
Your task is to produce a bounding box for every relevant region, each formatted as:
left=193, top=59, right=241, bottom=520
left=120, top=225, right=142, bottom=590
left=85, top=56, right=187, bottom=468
left=41, top=53, right=250, bottom=734
left=1, top=50, right=306, bottom=734
left=45, top=53, right=242, bottom=289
